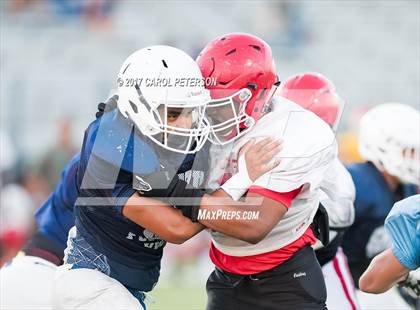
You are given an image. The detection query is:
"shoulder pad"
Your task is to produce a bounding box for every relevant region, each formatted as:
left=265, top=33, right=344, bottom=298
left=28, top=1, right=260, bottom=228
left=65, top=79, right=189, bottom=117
left=90, top=109, right=159, bottom=175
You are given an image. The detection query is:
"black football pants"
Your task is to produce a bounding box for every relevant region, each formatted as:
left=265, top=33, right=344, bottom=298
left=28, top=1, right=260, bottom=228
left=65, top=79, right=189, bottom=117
left=206, top=246, right=327, bottom=310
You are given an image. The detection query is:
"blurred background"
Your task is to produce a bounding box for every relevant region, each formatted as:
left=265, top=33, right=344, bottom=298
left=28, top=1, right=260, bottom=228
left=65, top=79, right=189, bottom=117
left=0, top=1, right=419, bottom=309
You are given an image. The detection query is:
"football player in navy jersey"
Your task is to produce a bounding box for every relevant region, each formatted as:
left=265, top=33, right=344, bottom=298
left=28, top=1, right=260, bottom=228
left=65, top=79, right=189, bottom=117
left=52, top=45, right=281, bottom=309
left=341, top=103, right=419, bottom=308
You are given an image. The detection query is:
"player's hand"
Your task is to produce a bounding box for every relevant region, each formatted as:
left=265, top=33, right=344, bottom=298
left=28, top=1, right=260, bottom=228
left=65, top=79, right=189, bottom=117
left=239, top=137, right=283, bottom=181
left=170, top=180, right=205, bottom=222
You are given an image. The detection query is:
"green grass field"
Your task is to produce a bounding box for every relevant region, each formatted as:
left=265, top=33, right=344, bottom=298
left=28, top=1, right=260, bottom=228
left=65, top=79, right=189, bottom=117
left=147, top=259, right=209, bottom=310
left=149, top=287, right=207, bottom=310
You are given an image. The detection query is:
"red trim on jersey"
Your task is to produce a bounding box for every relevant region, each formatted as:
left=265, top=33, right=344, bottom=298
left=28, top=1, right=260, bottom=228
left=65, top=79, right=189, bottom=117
left=248, top=186, right=302, bottom=209
left=210, top=227, right=316, bottom=275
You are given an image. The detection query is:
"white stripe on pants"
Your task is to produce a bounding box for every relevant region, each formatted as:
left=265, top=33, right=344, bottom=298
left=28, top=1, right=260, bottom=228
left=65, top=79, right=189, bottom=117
left=322, top=247, right=360, bottom=310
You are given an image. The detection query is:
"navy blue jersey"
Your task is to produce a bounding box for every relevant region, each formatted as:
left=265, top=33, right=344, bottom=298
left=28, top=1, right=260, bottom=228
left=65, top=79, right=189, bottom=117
left=73, top=108, right=208, bottom=291
left=31, top=154, right=79, bottom=258
left=341, top=162, right=418, bottom=285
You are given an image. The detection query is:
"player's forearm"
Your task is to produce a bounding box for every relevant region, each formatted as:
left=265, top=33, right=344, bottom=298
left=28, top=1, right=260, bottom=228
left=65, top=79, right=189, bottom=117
left=198, top=190, right=272, bottom=244
left=123, top=194, right=204, bottom=244
left=359, top=249, right=409, bottom=293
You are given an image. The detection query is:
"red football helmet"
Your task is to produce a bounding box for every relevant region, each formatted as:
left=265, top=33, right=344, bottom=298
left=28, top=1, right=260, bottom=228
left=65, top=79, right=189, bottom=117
left=197, top=33, right=278, bottom=144
left=278, top=72, right=342, bottom=128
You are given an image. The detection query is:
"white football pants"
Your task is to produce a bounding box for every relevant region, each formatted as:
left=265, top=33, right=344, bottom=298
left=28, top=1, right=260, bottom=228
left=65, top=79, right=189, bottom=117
left=322, top=248, right=361, bottom=310
left=52, top=264, right=144, bottom=309
left=0, top=255, right=56, bottom=310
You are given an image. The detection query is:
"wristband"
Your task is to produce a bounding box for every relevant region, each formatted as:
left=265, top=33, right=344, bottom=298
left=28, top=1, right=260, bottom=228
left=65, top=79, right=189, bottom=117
left=221, top=155, right=253, bottom=201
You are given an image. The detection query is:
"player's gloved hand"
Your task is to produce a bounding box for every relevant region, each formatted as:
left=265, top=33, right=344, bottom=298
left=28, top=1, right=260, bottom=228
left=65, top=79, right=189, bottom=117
left=222, top=137, right=282, bottom=201
left=133, top=171, right=205, bottom=222
left=398, top=268, right=420, bottom=298
left=169, top=180, right=206, bottom=222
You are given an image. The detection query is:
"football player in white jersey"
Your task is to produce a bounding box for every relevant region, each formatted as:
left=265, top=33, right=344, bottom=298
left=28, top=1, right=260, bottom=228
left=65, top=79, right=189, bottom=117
left=278, top=72, right=360, bottom=310
left=192, top=33, right=338, bottom=310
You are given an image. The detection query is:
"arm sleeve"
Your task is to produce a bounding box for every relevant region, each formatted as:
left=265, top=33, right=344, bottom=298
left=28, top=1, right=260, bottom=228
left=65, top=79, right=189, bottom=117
left=385, top=195, right=420, bottom=270
left=319, top=158, right=356, bottom=229
left=34, top=153, right=80, bottom=249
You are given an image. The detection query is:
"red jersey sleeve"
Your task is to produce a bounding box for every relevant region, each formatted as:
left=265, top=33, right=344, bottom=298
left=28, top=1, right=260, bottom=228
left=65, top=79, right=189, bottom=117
left=247, top=186, right=302, bottom=209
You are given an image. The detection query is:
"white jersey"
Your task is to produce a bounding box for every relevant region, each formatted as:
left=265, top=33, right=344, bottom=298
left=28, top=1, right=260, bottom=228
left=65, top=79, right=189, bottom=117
left=207, top=97, right=338, bottom=256
left=311, top=158, right=356, bottom=249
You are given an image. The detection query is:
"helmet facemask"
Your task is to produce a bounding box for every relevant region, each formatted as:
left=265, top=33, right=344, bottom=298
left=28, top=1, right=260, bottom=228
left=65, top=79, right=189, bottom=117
left=129, top=84, right=210, bottom=154
left=379, top=143, right=420, bottom=185
left=150, top=102, right=209, bottom=153
left=401, top=147, right=420, bottom=185
left=205, top=88, right=254, bottom=145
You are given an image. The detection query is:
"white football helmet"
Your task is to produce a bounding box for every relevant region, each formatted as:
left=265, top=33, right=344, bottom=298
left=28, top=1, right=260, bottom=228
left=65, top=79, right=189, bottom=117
left=359, top=103, right=420, bottom=185
left=117, top=45, right=211, bottom=154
